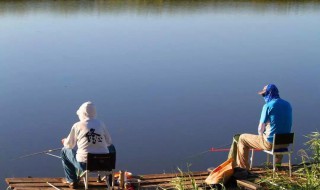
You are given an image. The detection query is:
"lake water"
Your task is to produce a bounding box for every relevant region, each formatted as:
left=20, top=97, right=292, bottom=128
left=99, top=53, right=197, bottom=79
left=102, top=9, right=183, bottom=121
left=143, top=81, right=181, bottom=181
left=1, top=0, right=320, bottom=188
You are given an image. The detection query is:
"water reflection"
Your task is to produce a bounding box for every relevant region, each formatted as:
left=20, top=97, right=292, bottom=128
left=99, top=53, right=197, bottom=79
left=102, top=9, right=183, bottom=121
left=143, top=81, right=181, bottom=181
left=1, top=0, right=320, bottom=189
left=1, top=0, right=320, bottom=15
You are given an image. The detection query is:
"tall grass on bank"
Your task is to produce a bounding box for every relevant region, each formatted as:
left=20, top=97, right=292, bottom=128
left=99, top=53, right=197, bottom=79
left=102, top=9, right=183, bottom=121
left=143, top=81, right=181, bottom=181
left=258, top=131, right=320, bottom=190
left=295, top=131, right=320, bottom=190
left=169, top=168, right=201, bottom=190
left=305, top=131, right=320, bottom=164
left=165, top=131, right=320, bottom=190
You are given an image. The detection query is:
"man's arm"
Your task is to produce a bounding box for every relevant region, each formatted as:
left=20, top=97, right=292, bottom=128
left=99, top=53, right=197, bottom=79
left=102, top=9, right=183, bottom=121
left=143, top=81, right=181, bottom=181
left=258, top=123, right=265, bottom=135
left=62, top=125, right=77, bottom=149
left=103, top=124, right=112, bottom=146
left=258, top=104, right=268, bottom=135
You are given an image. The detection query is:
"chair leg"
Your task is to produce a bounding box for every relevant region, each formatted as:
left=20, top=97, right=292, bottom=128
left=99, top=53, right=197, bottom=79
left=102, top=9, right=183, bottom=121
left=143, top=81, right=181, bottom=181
left=111, top=171, right=115, bottom=189
left=83, top=176, right=87, bottom=190
left=105, top=172, right=114, bottom=190
left=289, top=153, right=292, bottom=177
left=85, top=171, right=89, bottom=190
left=267, top=154, right=270, bottom=166
left=250, top=149, right=254, bottom=170
left=272, top=154, right=276, bottom=178
left=97, top=172, right=102, bottom=182
left=105, top=173, right=110, bottom=190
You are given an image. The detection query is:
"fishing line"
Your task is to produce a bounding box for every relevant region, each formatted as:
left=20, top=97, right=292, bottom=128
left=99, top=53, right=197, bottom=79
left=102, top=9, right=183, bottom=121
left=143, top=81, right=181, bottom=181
left=171, top=143, right=232, bottom=173
left=6, top=148, right=63, bottom=187
left=187, top=143, right=232, bottom=159
left=13, top=148, right=62, bottom=160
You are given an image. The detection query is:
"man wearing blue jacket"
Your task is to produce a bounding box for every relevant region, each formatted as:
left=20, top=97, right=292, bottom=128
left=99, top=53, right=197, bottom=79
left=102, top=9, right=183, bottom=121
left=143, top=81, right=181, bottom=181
left=237, top=84, right=292, bottom=169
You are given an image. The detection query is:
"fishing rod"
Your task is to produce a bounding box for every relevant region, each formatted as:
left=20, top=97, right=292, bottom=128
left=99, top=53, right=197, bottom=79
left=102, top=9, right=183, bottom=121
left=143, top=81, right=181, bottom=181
left=208, top=148, right=262, bottom=152
left=188, top=143, right=263, bottom=158
left=47, top=182, right=61, bottom=190
left=187, top=143, right=232, bottom=158
left=208, top=148, right=231, bottom=152
left=13, top=148, right=62, bottom=160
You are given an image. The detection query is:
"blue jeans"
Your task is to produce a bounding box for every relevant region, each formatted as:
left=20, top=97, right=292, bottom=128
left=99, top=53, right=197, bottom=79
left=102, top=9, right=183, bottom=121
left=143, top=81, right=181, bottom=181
left=61, top=148, right=86, bottom=183
left=61, top=145, right=116, bottom=183
left=108, top=144, right=116, bottom=153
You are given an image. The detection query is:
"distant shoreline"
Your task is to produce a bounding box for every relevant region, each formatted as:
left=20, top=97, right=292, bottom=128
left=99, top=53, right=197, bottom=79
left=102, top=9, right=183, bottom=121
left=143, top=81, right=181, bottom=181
left=1, top=0, right=320, bottom=15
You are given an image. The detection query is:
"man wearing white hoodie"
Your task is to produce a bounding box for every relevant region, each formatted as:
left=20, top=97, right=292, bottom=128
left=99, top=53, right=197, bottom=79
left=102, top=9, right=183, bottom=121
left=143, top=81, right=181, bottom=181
left=61, top=101, right=113, bottom=188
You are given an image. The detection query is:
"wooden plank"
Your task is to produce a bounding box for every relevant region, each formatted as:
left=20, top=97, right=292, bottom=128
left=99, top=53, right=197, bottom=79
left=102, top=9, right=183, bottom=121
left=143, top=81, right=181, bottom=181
left=6, top=179, right=112, bottom=190
left=13, top=188, right=72, bottom=190
left=6, top=178, right=63, bottom=183
left=14, top=187, right=110, bottom=190
left=6, top=177, right=104, bottom=184
left=8, top=183, right=66, bottom=187
left=250, top=170, right=265, bottom=175
left=10, top=182, right=108, bottom=187
left=5, top=171, right=209, bottom=190
left=140, top=180, right=205, bottom=186
left=139, top=171, right=208, bottom=180
left=140, top=175, right=207, bottom=184
left=13, top=188, right=104, bottom=190
left=237, top=180, right=262, bottom=190
left=140, top=177, right=207, bottom=190
left=10, top=183, right=111, bottom=187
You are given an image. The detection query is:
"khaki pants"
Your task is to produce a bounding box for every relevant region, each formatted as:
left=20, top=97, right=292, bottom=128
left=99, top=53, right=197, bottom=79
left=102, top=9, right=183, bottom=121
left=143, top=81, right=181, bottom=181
left=228, top=134, right=241, bottom=168
left=236, top=134, right=273, bottom=169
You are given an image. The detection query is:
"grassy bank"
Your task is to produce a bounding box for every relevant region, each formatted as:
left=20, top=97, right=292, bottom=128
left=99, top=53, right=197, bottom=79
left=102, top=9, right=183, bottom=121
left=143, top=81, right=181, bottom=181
left=257, top=131, right=320, bottom=190
left=166, top=131, right=320, bottom=190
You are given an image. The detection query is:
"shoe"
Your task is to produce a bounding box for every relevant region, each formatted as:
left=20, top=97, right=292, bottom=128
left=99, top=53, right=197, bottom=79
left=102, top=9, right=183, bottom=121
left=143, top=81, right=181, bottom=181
left=233, top=167, right=248, bottom=179
left=247, top=171, right=259, bottom=178
left=61, top=178, right=79, bottom=189
left=61, top=178, right=70, bottom=184
left=68, top=182, right=79, bottom=189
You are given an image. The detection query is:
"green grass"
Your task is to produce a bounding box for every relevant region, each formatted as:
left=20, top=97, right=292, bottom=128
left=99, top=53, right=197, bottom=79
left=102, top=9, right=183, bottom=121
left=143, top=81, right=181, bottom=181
left=257, top=131, right=320, bottom=190
left=165, top=131, right=320, bottom=190
left=159, top=165, right=225, bottom=190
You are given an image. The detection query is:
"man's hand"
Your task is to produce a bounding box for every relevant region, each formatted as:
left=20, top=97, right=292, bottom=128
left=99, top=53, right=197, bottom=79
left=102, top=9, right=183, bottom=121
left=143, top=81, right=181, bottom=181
left=258, top=123, right=265, bottom=135
left=61, top=138, right=66, bottom=145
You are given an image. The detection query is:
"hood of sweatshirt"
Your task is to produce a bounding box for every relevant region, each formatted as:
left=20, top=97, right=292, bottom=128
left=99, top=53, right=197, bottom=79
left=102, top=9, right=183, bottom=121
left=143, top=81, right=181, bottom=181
left=76, top=101, right=97, bottom=121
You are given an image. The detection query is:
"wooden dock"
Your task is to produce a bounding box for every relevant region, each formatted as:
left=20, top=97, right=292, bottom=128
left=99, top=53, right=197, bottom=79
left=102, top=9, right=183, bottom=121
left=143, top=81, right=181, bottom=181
left=5, top=172, right=209, bottom=190
left=5, top=170, right=265, bottom=190
left=6, top=166, right=296, bottom=190
left=5, top=177, right=112, bottom=190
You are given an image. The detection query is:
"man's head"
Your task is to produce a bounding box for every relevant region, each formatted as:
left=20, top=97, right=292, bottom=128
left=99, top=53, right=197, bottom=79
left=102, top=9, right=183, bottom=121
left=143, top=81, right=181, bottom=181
left=258, top=84, right=280, bottom=102
left=258, top=84, right=279, bottom=96
left=76, top=101, right=97, bottom=121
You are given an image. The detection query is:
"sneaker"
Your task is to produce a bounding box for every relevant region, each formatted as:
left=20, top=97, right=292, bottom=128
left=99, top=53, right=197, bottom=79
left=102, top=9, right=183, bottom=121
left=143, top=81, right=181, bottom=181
left=247, top=171, right=258, bottom=178
left=68, top=182, right=79, bottom=189
left=61, top=178, right=79, bottom=189
left=61, top=178, right=70, bottom=184
left=233, top=167, right=249, bottom=179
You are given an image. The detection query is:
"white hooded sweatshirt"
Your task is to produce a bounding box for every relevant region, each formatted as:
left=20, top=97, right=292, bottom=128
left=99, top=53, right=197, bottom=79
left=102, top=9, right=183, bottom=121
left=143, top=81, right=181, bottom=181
left=63, top=102, right=112, bottom=163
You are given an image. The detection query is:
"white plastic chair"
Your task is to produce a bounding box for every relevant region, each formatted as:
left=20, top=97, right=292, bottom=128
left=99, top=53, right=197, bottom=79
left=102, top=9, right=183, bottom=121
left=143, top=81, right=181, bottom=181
left=250, top=133, right=294, bottom=177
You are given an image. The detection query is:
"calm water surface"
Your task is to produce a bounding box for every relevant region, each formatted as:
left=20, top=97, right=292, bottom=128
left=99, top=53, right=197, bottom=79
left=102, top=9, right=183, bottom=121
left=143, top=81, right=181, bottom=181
left=1, top=0, right=320, bottom=187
